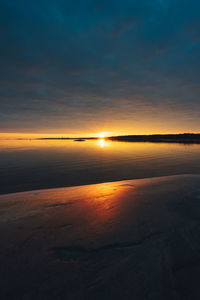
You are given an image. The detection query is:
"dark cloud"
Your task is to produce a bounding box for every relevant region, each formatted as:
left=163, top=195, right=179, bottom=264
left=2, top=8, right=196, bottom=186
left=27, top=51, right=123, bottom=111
left=0, top=0, right=200, bottom=133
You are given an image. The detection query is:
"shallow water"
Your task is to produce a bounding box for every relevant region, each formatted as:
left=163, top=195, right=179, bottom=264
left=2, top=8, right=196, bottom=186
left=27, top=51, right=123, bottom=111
left=0, top=139, right=200, bottom=194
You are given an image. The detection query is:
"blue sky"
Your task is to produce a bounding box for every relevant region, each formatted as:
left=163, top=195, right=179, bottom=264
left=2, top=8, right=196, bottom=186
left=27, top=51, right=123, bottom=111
left=0, top=0, right=200, bottom=135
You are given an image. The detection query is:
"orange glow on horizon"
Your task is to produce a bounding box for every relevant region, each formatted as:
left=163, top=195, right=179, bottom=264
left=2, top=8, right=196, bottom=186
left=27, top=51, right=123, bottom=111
left=0, top=129, right=199, bottom=141
left=98, top=132, right=105, bottom=138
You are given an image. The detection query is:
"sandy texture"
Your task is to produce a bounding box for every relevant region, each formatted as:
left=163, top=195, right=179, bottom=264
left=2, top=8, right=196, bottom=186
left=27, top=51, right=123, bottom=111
left=0, top=175, right=200, bottom=299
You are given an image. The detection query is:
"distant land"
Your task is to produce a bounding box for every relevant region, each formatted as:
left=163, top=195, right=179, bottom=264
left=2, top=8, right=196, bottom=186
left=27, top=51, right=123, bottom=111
left=37, top=133, right=200, bottom=144
left=108, top=133, right=200, bottom=143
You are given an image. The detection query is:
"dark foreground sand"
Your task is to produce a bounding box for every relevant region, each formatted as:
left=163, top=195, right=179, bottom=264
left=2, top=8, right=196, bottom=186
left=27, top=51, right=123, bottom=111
left=0, top=175, right=200, bottom=299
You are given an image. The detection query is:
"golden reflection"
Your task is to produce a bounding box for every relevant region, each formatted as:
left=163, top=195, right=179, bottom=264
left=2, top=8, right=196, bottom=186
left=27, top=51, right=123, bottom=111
left=97, top=138, right=110, bottom=148
left=80, top=180, right=135, bottom=225
left=1, top=137, right=199, bottom=155
left=99, top=138, right=105, bottom=148
left=0, top=180, right=135, bottom=233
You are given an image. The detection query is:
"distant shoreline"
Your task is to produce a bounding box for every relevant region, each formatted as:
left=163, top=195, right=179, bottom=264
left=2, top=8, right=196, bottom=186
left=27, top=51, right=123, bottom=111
left=36, top=133, right=200, bottom=144
left=108, top=133, right=200, bottom=143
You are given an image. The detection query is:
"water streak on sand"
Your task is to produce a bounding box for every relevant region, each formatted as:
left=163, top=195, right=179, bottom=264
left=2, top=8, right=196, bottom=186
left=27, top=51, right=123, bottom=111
left=52, top=231, right=162, bottom=261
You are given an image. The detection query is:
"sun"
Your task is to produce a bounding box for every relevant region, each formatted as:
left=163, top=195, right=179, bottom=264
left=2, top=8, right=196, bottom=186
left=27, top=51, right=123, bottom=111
left=98, top=132, right=105, bottom=138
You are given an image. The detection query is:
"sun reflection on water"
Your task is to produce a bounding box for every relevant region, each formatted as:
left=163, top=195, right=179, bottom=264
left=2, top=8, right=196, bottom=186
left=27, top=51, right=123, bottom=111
left=99, top=139, right=105, bottom=148
left=97, top=138, right=110, bottom=148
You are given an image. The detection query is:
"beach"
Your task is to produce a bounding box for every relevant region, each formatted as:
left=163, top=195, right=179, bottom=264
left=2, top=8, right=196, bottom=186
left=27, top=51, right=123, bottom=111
left=0, top=174, right=200, bottom=299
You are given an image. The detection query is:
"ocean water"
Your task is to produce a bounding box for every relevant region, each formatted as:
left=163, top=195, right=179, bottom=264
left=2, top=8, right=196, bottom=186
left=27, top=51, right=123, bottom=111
left=0, top=139, right=200, bottom=194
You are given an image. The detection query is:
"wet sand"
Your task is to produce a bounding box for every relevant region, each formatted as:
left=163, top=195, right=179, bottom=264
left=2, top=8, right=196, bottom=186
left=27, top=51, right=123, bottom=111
left=0, top=175, right=200, bottom=299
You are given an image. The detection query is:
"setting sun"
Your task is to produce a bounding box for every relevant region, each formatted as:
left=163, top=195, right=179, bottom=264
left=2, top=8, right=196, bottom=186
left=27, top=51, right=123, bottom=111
left=98, top=132, right=105, bottom=138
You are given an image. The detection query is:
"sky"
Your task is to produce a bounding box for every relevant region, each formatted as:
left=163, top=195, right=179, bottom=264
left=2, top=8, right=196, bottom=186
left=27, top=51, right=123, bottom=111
left=0, top=0, right=200, bottom=137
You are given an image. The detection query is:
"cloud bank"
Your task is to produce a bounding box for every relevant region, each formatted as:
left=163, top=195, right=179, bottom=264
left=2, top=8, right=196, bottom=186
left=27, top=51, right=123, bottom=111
left=0, top=0, right=200, bottom=134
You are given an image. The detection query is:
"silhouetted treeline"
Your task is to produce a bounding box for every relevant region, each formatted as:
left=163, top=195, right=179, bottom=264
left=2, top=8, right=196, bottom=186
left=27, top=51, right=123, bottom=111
left=107, top=133, right=200, bottom=143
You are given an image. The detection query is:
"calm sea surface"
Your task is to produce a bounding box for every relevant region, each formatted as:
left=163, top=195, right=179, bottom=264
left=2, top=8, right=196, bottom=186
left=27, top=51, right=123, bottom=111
left=0, top=139, right=200, bottom=194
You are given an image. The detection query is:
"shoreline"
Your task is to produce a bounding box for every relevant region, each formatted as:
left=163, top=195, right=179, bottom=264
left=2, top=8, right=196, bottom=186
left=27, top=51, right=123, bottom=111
left=0, top=173, right=197, bottom=196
